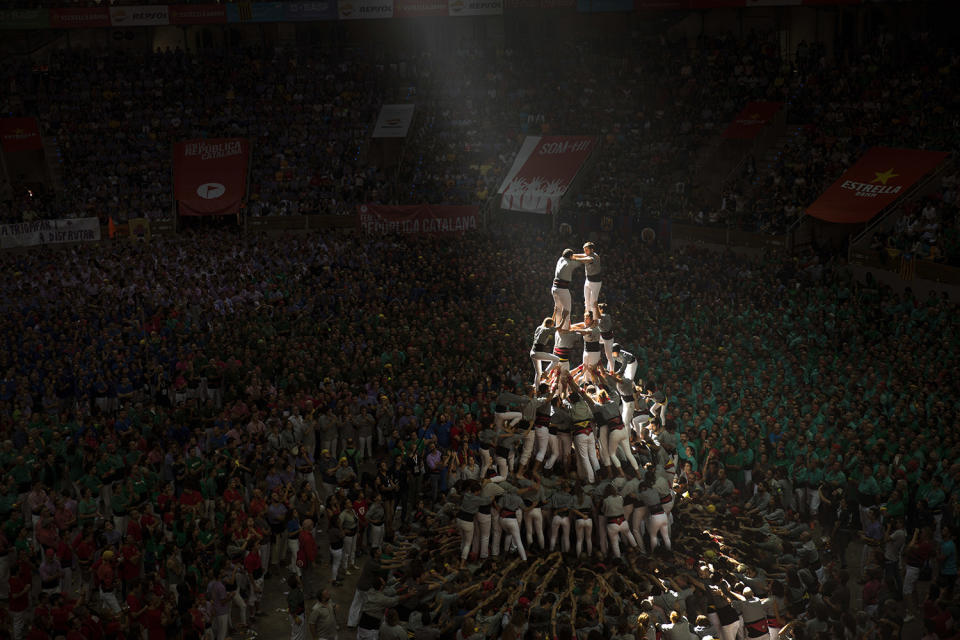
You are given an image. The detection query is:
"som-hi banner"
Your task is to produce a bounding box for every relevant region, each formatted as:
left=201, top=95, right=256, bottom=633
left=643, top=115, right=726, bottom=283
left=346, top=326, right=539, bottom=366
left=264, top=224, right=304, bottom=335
left=358, top=204, right=478, bottom=235
left=173, top=138, right=250, bottom=216
left=806, top=147, right=949, bottom=224
left=497, top=135, right=597, bottom=214
left=722, top=101, right=783, bottom=139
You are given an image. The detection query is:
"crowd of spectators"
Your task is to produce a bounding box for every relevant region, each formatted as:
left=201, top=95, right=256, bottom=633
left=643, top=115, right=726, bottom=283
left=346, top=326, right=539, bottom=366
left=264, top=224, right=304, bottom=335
left=3, top=25, right=956, bottom=244
left=870, top=170, right=960, bottom=266
left=721, top=31, right=960, bottom=234
left=0, top=224, right=958, bottom=640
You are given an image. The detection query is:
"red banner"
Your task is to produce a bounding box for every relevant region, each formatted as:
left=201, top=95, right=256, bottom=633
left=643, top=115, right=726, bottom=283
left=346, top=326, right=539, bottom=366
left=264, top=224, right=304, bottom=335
left=49, top=7, right=111, bottom=27
left=358, top=204, right=478, bottom=235
left=722, top=101, right=783, bottom=139
left=173, top=139, right=250, bottom=216
left=806, top=147, right=948, bottom=224
left=497, top=136, right=597, bottom=214
left=169, top=4, right=227, bottom=24
left=395, top=0, right=448, bottom=16
left=0, top=117, right=42, bottom=152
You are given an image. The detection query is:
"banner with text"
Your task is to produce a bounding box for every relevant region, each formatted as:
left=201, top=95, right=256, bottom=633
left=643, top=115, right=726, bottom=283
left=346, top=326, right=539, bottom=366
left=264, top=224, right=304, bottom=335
left=358, top=204, right=478, bottom=235
left=173, top=138, right=250, bottom=216
left=0, top=117, right=43, bottom=152
left=109, top=5, right=169, bottom=26
left=0, top=218, right=100, bottom=249
left=372, top=104, right=415, bottom=138
left=283, top=1, right=339, bottom=20
left=49, top=7, right=111, bottom=28
left=498, top=135, right=597, bottom=214
left=396, top=0, right=449, bottom=16
left=338, top=0, right=395, bottom=18
left=448, top=0, right=503, bottom=14
left=0, top=9, right=49, bottom=29
left=169, top=4, right=227, bottom=24
left=722, top=101, right=783, bottom=139
left=806, top=147, right=949, bottom=224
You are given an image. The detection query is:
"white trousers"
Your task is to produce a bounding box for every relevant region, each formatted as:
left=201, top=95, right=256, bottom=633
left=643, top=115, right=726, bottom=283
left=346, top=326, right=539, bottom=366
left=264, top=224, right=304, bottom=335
left=623, top=361, right=638, bottom=383
left=606, top=518, right=637, bottom=558
left=607, top=427, right=639, bottom=470
left=519, top=429, right=536, bottom=467
left=457, top=518, right=475, bottom=560
left=495, top=454, right=511, bottom=479
left=479, top=448, right=493, bottom=479
left=631, top=505, right=648, bottom=550
left=287, top=538, right=300, bottom=573
left=524, top=508, right=545, bottom=550
left=494, top=411, right=522, bottom=431
left=499, top=517, right=526, bottom=561
left=230, top=590, right=247, bottom=627
left=600, top=337, right=615, bottom=372
left=534, top=426, right=551, bottom=462
left=574, top=433, right=599, bottom=483
left=575, top=518, right=593, bottom=556
left=550, top=515, right=571, bottom=553
left=343, top=534, right=356, bottom=568
left=648, top=512, right=671, bottom=550
left=583, top=280, right=601, bottom=317
left=330, top=547, right=343, bottom=581
left=552, top=287, right=572, bottom=327
left=544, top=433, right=568, bottom=470
left=582, top=351, right=602, bottom=382
left=346, top=589, right=367, bottom=628
left=368, top=523, right=384, bottom=550
left=531, top=350, right=560, bottom=384
left=100, top=589, right=122, bottom=615
left=597, top=425, right=611, bottom=467
left=212, top=613, right=229, bottom=640
left=621, top=402, right=635, bottom=435
left=474, top=512, right=492, bottom=558
left=259, top=543, right=270, bottom=575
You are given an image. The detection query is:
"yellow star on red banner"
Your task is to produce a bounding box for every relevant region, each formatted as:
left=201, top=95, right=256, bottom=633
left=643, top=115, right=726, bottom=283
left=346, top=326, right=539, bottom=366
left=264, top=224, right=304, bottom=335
left=871, top=168, right=899, bottom=185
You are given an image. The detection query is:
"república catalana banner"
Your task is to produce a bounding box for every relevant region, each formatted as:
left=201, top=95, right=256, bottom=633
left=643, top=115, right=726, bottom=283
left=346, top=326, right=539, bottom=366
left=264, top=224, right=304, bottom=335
left=358, top=204, right=478, bottom=235
left=173, top=138, right=250, bottom=216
